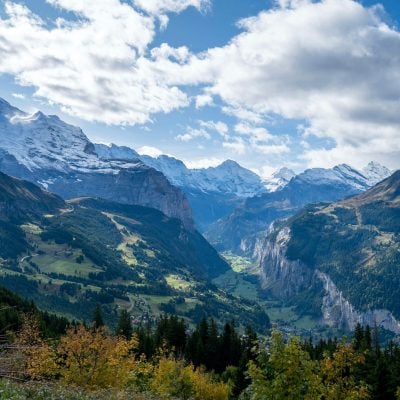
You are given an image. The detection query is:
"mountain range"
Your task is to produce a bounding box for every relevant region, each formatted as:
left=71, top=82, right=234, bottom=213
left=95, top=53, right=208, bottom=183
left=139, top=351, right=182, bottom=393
left=205, top=162, right=392, bottom=257
left=0, top=96, right=397, bottom=335
left=0, top=97, right=391, bottom=234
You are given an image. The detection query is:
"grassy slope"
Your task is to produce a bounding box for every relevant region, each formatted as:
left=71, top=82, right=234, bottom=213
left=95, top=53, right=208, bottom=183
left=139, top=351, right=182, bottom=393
left=0, top=197, right=270, bottom=332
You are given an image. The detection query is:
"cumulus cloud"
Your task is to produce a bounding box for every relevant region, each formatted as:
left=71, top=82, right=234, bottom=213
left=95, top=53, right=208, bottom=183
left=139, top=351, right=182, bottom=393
left=184, top=157, right=224, bottom=169
left=175, top=127, right=211, bottom=142
left=137, top=145, right=164, bottom=157
left=191, top=0, right=400, bottom=168
left=176, top=120, right=228, bottom=141
left=0, top=0, right=197, bottom=125
left=132, top=0, right=210, bottom=15
left=195, top=94, right=214, bottom=108
left=198, top=120, right=229, bottom=137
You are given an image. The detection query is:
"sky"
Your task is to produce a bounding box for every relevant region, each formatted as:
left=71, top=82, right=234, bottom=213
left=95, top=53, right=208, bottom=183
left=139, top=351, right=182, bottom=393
left=0, top=0, right=399, bottom=176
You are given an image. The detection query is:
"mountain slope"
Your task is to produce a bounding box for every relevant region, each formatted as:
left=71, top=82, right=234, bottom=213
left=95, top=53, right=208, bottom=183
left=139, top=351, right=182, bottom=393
left=0, top=172, right=270, bottom=331
left=0, top=98, right=193, bottom=229
left=206, top=163, right=392, bottom=257
left=259, top=170, right=400, bottom=332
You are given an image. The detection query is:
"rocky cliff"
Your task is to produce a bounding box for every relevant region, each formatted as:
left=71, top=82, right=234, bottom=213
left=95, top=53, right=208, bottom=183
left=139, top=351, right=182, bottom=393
left=259, top=171, right=400, bottom=333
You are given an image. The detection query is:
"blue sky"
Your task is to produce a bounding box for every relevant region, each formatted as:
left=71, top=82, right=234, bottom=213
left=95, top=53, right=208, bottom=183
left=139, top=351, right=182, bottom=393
left=0, top=0, right=399, bottom=175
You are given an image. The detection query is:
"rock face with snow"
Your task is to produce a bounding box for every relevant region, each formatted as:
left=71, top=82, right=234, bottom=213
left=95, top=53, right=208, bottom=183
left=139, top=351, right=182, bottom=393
left=0, top=98, right=194, bottom=228
left=95, top=144, right=268, bottom=230
left=362, top=161, right=392, bottom=186
left=263, top=167, right=296, bottom=192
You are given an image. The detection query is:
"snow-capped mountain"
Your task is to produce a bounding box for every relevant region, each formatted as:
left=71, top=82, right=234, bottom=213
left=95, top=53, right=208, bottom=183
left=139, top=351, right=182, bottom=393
left=205, top=163, right=393, bottom=256
left=362, top=161, right=392, bottom=186
left=0, top=98, right=193, bottom=228
left=94, top=143, right=139, bottom=161
left=297, top=163, right=392, bottom=192
left=95, top=144, right=269, bottom=229
left=96, top=143, right=266, bottom=198
left=263, top=167, right=296, bottom=192
left=0, top=98, right=142, bottom=174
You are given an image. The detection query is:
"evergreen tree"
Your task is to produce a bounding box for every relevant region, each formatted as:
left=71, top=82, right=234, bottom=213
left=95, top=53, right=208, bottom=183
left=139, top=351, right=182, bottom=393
left=116, top=309, right=133, bottom=339
left=92, top=304, right=104, bottom=329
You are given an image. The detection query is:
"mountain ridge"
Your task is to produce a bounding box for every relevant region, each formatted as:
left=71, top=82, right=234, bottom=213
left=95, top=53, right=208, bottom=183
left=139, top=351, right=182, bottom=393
left=0, top=98, right=194, bottom=229
left=258, top=170, right=400, bottom=332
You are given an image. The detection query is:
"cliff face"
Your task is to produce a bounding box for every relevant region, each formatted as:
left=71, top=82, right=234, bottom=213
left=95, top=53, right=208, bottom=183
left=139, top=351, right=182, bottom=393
left=317, top=272, right=400, bottom=333
left=0, top=156, right=194, bottom=230
left=43, top=166, right=194, bottom=230
left=259, top=228, right=316, bottom=299
left=259, top=226, right=400, bottom=334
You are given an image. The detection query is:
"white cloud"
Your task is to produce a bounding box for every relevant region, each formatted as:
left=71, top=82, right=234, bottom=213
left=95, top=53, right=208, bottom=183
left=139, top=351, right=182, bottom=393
left=1, top=0, right=400, bottom=169
left=137, top=145, right=164, bottom=157
left=184, top=157, right=224, bottom=169
left=183, top=0, right=400, bottom=168
left=176, top=120, right=228, bottom=141
left=195, top=93, right=214, bottom=108
left=11, top=92, right=25, bottom=99
left=221, top=105, right=265, bottom=125
left=0, top=0, right=201, bottom=125
left=175, top=127, right=211, bottom=142
left=198, top=120, right=228, bottom=136
left=234, top=122, right=273, bottom=142
left=132, top=0, right=210, bottom=16
left=222, top=138, right=246, bottom=155
left=258, top=165, right=278, bottom=179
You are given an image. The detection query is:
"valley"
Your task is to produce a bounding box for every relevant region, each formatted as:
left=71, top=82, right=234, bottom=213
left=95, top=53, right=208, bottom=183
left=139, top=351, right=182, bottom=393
left=0, top=96, right=397, bottom=340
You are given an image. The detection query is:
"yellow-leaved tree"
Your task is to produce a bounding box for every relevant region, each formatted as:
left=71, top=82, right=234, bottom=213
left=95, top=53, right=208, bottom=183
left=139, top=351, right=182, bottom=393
left=16, top=313, right=57, bottom=380
left=151, top=355, right=230, bottom=400
left=320, top=341, right=370, bottom=400
left=56, top=325, right=138, bottom=389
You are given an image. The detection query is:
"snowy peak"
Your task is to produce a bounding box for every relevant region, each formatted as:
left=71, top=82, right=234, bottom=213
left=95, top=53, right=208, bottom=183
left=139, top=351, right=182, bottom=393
left=333, top=164, right=371, bottom=191
left=94, top=143, right=139, bottom=161
left=93, top=144, right=266, bottom=197
left=0, top=99, right=143, bottom=173
left=195, top=160, right=265, bottom=197
left=263, top=167, right=296, bottom=192
left=0, top=99, right=93, bottom=171
left=273, top=167, right=296, bottom=181
left=362, top=161, right=392, bottom=186
left=295, top=162, right=392, bottom=192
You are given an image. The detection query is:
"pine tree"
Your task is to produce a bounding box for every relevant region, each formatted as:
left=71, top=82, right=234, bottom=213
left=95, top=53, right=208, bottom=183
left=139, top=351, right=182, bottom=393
left=92, top=304, right=104, bottom=329
left=116, top=309, right=133, bottom=339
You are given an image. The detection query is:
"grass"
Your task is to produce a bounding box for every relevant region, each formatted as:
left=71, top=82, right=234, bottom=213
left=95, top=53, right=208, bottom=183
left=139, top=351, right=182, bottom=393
left=0, top=379, right=158, bottom=400
left=25, top=254, right=101, bottom=277
left=220, top=252, right=255, bottom=273
left=165, top=274, right=194, bottom=291
left=21, top=223, right=43, bottom=235
left=214, top=251, right=321, bottom=333
left=213, top=270, right=259, bottom=301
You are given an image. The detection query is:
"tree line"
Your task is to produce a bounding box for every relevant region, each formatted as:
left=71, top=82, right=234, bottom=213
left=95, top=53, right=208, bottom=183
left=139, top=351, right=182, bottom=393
left=3, top=292, right=400, bottom=399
